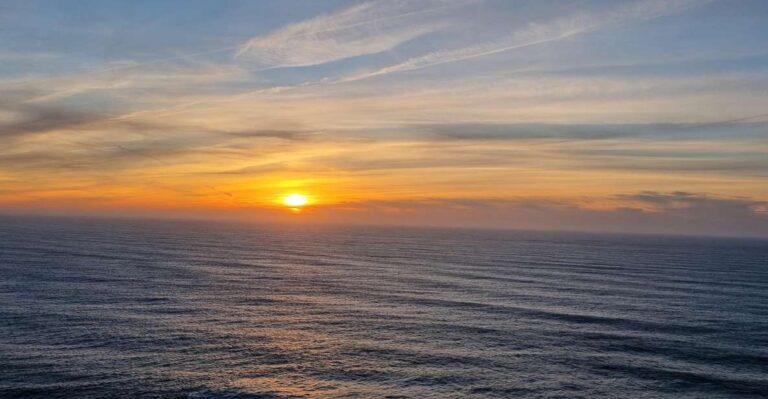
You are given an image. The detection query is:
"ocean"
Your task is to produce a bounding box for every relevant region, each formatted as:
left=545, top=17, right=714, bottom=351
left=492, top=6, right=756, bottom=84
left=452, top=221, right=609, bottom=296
left=1, top=216, right=767, bottom=398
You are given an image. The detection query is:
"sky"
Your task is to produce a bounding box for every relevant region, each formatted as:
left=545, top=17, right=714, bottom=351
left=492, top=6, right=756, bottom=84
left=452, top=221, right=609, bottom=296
left=1, top=0, right=768, bottom=237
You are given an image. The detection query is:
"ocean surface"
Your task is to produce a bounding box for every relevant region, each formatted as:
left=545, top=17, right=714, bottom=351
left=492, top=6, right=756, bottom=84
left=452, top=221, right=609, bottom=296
left=1, top=216, right=767, bottom=399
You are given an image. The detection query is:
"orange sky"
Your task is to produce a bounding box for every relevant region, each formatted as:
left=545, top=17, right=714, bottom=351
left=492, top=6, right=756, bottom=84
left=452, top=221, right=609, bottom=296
left=2, top=0, right=768, bottom=236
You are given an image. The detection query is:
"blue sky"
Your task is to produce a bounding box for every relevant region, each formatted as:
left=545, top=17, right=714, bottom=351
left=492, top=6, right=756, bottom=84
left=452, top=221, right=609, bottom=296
left=1, top=0, right=767, bottom=236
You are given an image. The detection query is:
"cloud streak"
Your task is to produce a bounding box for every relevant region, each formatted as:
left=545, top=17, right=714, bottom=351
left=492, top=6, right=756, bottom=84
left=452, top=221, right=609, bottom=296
left=236, top=0, right=464, bottom=67
left=419, top=118, right=768, bottom=141
left=343, top=0, right=712, bottom=81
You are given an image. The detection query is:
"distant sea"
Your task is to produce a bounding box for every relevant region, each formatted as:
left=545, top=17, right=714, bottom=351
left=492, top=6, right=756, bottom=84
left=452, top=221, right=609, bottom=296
left=1, top=216, right=767, bottom=398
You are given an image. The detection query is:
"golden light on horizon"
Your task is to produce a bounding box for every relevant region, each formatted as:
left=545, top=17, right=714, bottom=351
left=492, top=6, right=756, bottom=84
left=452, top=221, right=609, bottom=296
left=282, top=193, right=309, bottom=208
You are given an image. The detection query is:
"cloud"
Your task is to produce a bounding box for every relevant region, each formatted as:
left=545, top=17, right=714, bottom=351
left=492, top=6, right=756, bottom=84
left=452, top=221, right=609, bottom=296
left=615, top=191, right=768, bottom=215
left=343, top=0, right=711, bottom=81
left=225, top=129, right=314, bottom=141
left=419, top=118, right=768, bottom=141
left=0, top=106, right=103, bottom=138
left=0, top=83, right=311, bottom=141
left=17, top=63, right=244, bottom=103
left=204, top=162, right=288, bottom=176
left=0, top=96, right=131, bottom=139
left=236, top=0, right=463, bottom=67
left=313, top=192, right=768, bottom=237
left=0, top=96, right=311, bottom=182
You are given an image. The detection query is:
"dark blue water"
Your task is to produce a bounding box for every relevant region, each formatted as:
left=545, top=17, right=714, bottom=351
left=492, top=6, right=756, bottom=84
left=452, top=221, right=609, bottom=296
left=1, top=216, right=767, bottom=398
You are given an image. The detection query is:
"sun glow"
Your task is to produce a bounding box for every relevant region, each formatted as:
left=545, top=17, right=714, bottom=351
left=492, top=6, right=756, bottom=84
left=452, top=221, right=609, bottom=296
left=282, top=193, right=309, bottom=208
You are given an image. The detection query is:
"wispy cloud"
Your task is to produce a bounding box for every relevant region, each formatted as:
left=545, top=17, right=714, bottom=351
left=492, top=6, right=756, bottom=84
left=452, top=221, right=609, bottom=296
left=0, top=99, right=123, bottom=139
left=419, top=117, right=768, bottom=141
left=343, top=0, right=711, bottom=81
left=13, top=63, right=245, bottom=103
left=236, top=0, right=465, bottom=67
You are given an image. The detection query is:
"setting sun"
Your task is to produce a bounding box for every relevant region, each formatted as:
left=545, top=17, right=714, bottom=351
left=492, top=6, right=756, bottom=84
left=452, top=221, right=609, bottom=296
left=282, top=193, right=309, bottom=208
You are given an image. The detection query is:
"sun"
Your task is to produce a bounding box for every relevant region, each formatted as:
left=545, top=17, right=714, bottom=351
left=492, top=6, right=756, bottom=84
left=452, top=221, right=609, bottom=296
left=282, top=193, right=308, bottom=208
